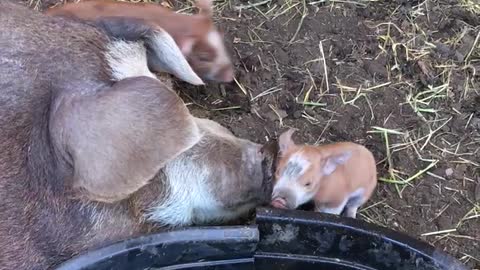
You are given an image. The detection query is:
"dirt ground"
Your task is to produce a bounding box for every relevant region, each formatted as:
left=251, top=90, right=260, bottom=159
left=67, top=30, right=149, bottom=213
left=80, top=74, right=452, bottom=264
left=27, top=0, right=479, bottom=268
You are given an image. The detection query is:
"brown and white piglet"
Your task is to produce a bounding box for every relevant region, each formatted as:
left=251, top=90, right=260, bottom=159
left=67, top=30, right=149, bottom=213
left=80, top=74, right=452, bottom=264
left=270, top=129, right=377, bottom=218
left=45, top=0, right=235, bottom=83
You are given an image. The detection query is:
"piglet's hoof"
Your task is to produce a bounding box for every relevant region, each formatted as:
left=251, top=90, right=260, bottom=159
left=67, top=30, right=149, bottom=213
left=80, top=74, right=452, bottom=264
left=271, top=198, right=288, bottom=209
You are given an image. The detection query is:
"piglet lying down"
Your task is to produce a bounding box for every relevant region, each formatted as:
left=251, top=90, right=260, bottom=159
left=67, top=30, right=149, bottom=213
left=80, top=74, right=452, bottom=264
left=270, top=129, right=378, bottom=218
left=45, top=0, right=235, bottom=84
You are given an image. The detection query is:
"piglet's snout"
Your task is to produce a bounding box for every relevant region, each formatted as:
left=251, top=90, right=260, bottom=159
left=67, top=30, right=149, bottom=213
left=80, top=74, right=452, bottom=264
left=217, top=65, right=235, bottom=82
left=271, top=188, right=295, bottom=209
left=212, top=65, right=234, bottom=82
left=271, top=197, right=287, bottom=209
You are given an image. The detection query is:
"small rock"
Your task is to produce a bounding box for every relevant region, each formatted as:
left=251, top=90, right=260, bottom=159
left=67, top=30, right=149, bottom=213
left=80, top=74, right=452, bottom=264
left=445, top=168, right=454, bottom=177
left=437, top=18, right=452, bottom=31
left=364, top=59, right=388, bottom=78
left=421, top=193, right=430, bottom=204
left=470, top=117, right=480, bottom=130
left=453, top=164, right=467, bottom=179
left=400, top=19, right=410, bottom=30
left=310, top=62, right=325, bottom=75
left=305, top=107, right=316, bottom=115
left=436, top=214, right=453, bottom=230
left=454, top=51, right=464, bottom=62
left=293, top=110, right=303, bottom=119
left=276, top=109, right=288, bottom=119
left=264, top=107, right=287, bottom=122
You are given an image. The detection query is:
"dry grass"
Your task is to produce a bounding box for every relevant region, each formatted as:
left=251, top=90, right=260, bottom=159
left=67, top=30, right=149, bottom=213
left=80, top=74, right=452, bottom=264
left=226, top=0, right=478, bottom=265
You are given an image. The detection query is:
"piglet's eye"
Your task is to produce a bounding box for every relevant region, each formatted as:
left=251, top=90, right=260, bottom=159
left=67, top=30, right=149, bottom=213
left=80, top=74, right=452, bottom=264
left=304, top=182, right=311, bottom=187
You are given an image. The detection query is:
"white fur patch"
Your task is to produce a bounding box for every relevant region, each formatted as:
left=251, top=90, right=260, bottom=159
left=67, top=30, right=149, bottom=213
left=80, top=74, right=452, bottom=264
left=145, top=156, right=214, bottom=226
left=349, top=188, right=365, bottom=199
left=276, top=153, right=311, bottom=186
left=206, top=30, right=231, bottom=75
left=347, top=188, right=365, bottom=206
left=274, top=153, right=310, bottom=187
left=105, top=40, right=156, bottom=81
left=344, top=188, right=365, bottom=218
left=288, top=153, right=311, bottom=174
left=272, top=152, right=312, bottom=208
left=145, top=128, right=250, bottom=227
left=149, top=31, right=204, bottom=85
left=316, top=198, right=348, bottom=215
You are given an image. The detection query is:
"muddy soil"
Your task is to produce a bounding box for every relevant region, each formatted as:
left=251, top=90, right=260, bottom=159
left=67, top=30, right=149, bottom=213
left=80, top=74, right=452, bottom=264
left=182, top=1, right=480, bottom=266
left=26, top=0, right=480, bottom=268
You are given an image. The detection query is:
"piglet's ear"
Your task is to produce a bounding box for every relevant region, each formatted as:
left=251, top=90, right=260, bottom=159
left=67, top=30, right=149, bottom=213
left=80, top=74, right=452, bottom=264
left=52, top=77, right=201, bottom=203
left=278, top=128, right=296, bottom=154
left=322, top=151, right=352, bottom=176
left=196, top=0, right=213, bottom=16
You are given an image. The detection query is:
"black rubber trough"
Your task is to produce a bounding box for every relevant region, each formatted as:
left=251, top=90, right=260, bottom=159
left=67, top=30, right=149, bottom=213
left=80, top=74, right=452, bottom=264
left=55, top=207, right=469, bottom=270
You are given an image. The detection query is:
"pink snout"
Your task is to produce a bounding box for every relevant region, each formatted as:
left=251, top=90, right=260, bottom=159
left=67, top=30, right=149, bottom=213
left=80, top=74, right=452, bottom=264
left=213, top=65, right=234, bottom=83
left=271, top=197, right=288, bottom=209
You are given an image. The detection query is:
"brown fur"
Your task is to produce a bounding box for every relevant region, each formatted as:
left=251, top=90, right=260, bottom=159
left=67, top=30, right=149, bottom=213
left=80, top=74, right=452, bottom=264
left=0, top=1, right=196, bottom=268
left=45, top=0, right=235, bottom=82
left=0, top=3, right=273, bottom=268
left=188, top=119, right=273, bottom=211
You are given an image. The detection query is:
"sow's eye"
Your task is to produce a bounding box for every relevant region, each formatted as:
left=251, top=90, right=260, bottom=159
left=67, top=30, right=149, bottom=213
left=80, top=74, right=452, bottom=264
left=304, top=182, right=311, bottom=187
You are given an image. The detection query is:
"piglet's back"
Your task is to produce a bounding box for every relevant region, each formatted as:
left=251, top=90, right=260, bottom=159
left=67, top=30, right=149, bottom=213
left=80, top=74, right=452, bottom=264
left=320, top=142, right=377, bottom=193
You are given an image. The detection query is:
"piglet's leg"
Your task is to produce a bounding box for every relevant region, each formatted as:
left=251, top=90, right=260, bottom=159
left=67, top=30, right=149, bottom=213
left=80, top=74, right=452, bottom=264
left=344, top=188, right=366, bottom=218
left=344, top=207, right=359, bottom=218
left=314, top=199, right=348, bottom=216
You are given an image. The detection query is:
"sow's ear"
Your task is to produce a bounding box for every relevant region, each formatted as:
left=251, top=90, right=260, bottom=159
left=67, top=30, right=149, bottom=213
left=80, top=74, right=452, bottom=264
left=52, top=77, right=200, bottom=203
left=93, top=16, right=204, bottom=85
